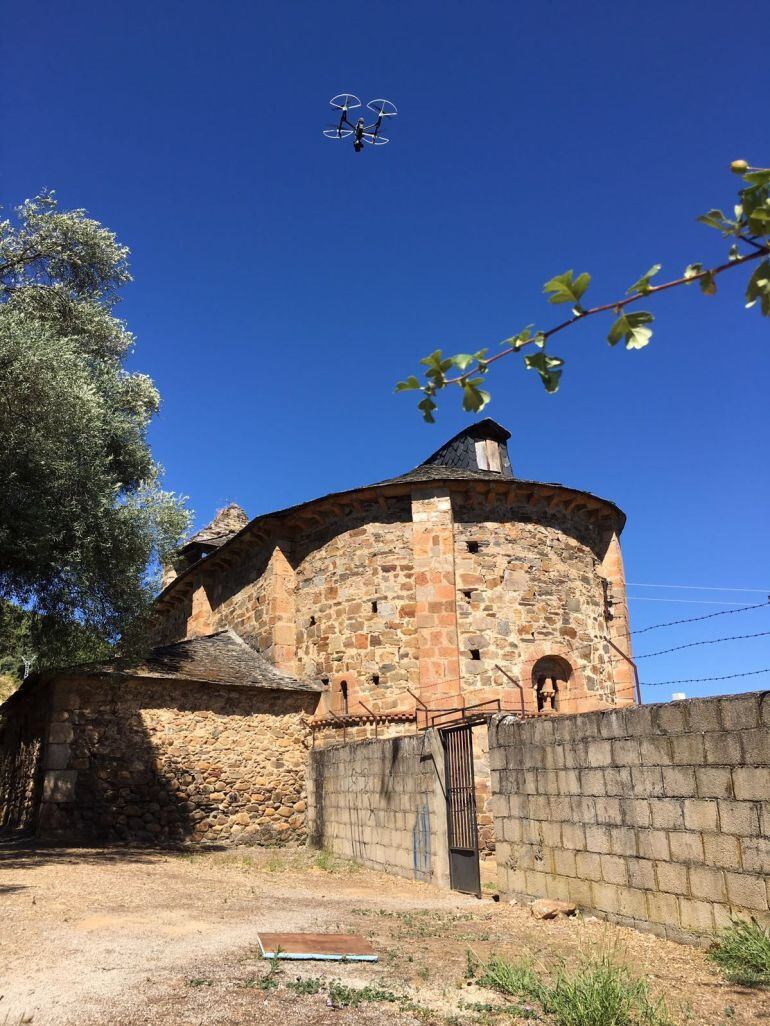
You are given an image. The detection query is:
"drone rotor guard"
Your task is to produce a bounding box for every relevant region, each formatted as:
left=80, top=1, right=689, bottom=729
left=330, top=93, right=362, bottom=112
left=362, top=133, right=389, bottom=146
left=366, top=98, right=398, bottom=118
left=323, top=128, right=354, bottom=139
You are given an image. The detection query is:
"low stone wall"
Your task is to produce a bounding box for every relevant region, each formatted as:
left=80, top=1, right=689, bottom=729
left=0, top=680, right=50, bottom=834
left=308, top=732, right=449, bottom=886
left=490, top=691, right=770, bottom=943
left=32, top=674, right=316, bottom=845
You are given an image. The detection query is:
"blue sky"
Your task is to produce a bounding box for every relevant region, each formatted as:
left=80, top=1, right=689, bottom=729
left=2, top=0, right=768, bottom=700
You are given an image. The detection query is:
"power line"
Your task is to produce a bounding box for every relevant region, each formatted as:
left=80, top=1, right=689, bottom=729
left=628, top=583, right=769, bottom=593
left=627, top=597, right=763, bottom=606
left=640, top=667, right=770, bottom=687
left=615, top=599, right=770, bottom=638
left=623, top=630, right=770, bottom=661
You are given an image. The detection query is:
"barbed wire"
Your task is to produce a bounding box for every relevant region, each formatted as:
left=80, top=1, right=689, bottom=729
left=611, top=599, right=769, bottom=640
left=640, top=667, right=770, bottom=687
left=610, top=629, right=770, bottom=662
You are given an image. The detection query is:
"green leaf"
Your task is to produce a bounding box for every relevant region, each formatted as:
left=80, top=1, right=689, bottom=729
left=533, top=331, right=546, bottom=348
left=524, top=351, right=564, bottom=393
left=699, top=271, right=717, bottom=296
left=627, top=264, right=661, bottom=295
left=502, top=326, right=533, bottom=350
left=697, top=209, right=729, bottom=231
left=395, top=376, right=421, bottom=392
left=745, top=259, right=770, bottom=316
left=607, top=310, right=654, bottom=350
left=542, top=269, right=591, bottom=306
left=461, top=381, right=491, bottom=413
left=684, top=262, right=703, bottom=280
left=744, top=169, right=770, bottom=187
left=417, top=396, right=437, bottom=423
left=452, top=354, right=475, bottom=371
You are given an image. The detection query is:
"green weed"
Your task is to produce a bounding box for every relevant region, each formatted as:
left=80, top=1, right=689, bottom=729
left=187, top=977, right=212, bottom=987
left=327, top=980, right=400, bottom=1007
left=471, top=951, right=675, bottom=1026
left=287, top=976, right=323, bottom=995
left=709, top=917, right=770, bottom=988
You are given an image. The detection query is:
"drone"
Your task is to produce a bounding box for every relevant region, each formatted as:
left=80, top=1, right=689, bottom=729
left=323, top=94, right=397, bottom=152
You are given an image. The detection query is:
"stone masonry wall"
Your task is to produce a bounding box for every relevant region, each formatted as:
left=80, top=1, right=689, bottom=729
left=38, top=675, right=316, bottom=846
left=0, top=681, right=50, bottom=833
left=490, top=691, right=770, bottom=943
left=308, top=731, right=449, bottom=886
left=453, top=492, right=623, bottom=711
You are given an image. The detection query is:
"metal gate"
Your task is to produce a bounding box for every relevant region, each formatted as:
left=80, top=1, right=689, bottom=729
left=442, top=723, right=481, bottom=896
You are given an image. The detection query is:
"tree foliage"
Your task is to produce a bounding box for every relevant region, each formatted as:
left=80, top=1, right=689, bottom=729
left=398, top=160, right=770, bottom=419
left=0, top=192, right=189, bottom=669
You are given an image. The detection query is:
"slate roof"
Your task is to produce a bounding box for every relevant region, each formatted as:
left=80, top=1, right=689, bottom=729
left=82, top=629, right=322, bottom=693
left=183, top=503, right=249, bottom=551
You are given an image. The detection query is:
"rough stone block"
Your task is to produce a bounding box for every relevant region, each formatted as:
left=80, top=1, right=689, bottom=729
left=623, top=705, right=655, bottom=737
left=609, top=826, right=638, bottom=857
left=733, top=767, right=770, bottom=802
left=600, top=854, right=629, bottom=886
left=580, top=768, right=606, bottom=797
left=655, top=861, right=688, bottom=895
left=575, top=850, right=602, bottom=881
left=695, top=767, right=734, bottom=800
left=718, top=800, right=760, bottom=837
left=43, top=743, right=71, bottom=771
left=553, top=848, right=577, bottom=877
left=586, top=739, right=613, bottom=767
left=627, top=857, right=656, bottom=891
left=584, top=824, right=612, bottom=854
left=591, top=882, right=620, bottom=914
left=720, top=694, right=761, bottom=731
left=630, top=765, right=665, bottom=797
left=654, top=703, right=687, bottom=734
left=688, top=866, right=726, bottom=901
left=48, top=722, right=74, bottom=744
left=678, top=896, right=715, bottom=934
left=740, top=837, right=770, bottom=875
left=740, top=729, right=770, bottom=765
left=702, top=833, right=741, bottom=871
left=611, top=738, right=641, bottom=766
left=650, top=798, right=684, bottom=831
left=595, top=797, right=623, bottom=825
left=725, top=871, right=769, bottom=911
left=636, top=829, right=670, bottom=861
left=42, top=770, right=77, bottom=803
left=661, top=766, right=697, bottom=798
left=622, top=799, right=651, bottom=828
left=617, top=887, right=648, bottom=920
left=683, top=799, right=719, bottom=833
left=669, top=733, right=706, bottom=766
left=668, top=830, right=705, bottom=864
left=684, top=697, right=722, bottom=733
left=561, top=822, right=586, bottom=851
left=637, top=735, right=672, bottom=766
left=646, top=890, right=680, bottom=926
left=704, top=731, right=742, bottom=766
left=603, top=766, right=633, bottom=796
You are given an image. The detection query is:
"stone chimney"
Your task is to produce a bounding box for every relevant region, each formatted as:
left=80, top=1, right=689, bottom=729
left=419, top=418, right=513, bottom=477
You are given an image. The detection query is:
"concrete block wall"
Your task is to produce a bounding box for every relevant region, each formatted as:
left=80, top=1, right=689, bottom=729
left=308, top=731, right=449, bottom=886
left=490, top=691, right=770, bottom=943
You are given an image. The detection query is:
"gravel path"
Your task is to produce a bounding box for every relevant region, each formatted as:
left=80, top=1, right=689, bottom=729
left=1, top=842, right=767, bottom=1025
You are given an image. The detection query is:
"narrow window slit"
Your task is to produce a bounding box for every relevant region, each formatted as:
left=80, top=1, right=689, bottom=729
left=467, top=540, right=479, bottom=553
left=469, top=649, right=481, bottom=661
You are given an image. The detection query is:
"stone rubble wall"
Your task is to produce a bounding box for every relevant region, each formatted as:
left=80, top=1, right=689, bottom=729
left=37, top=675, right=316, bottom=845
left=308, top=731, right=449, bottom=886
left=0, top=681, right=50, bottom=833
left=452, top=493, right=625, bottom=709
left=490, top=691, right=770, bottom=943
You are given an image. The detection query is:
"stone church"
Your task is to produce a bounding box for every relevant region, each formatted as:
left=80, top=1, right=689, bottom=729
left=0, top=419, right=634, bottom=847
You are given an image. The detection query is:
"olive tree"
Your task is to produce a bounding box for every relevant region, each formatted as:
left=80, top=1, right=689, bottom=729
left=0, top=192, right=189, bottom=669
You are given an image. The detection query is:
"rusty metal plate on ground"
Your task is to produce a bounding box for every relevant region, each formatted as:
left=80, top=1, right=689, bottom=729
left=257, top=932, right=378, bottom=961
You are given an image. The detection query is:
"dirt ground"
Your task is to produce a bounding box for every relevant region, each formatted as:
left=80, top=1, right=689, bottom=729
left=1, top=842, right=768, bottom=1026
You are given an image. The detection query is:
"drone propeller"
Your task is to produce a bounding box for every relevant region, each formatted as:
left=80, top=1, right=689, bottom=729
left=323, top=128, right=354, bottom=140
left=362, top=133, right=389, bottom=146
left=330, top=93, right=361, bottom=112
left=366, top=98, right=397, bottom=118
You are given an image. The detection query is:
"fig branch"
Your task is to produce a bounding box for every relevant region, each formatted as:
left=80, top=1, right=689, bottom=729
left=397, top=160, right=770, bottom=421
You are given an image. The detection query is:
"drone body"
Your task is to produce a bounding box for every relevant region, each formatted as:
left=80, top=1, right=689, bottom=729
left=323, top=94, right=397, bottom=151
